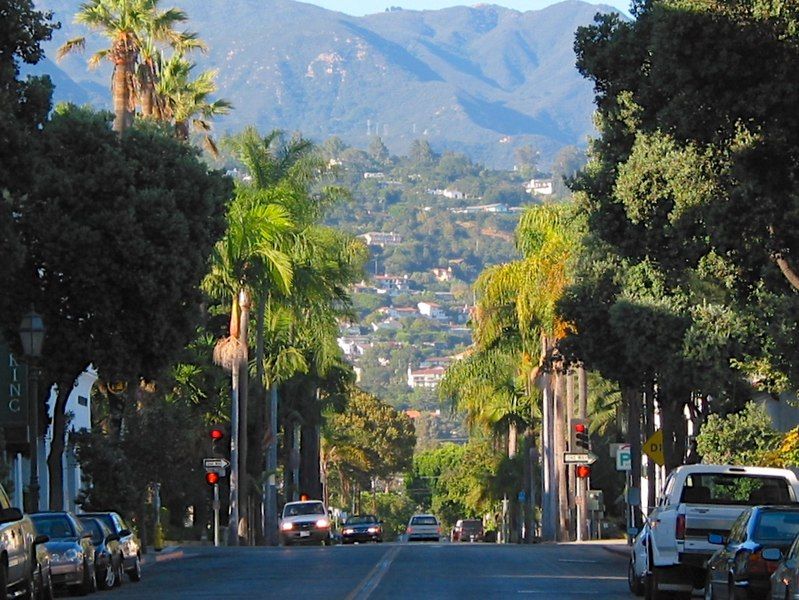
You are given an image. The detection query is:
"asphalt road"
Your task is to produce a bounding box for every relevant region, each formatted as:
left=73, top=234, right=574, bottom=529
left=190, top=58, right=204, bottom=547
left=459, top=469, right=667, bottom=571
left=106, top=541, right=631, bottom=599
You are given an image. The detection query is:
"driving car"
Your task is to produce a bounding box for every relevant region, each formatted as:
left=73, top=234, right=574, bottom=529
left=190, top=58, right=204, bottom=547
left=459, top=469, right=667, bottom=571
left=81, top=511, right=142, bottom=582
left=705, top=505, right=799, bottom=599
left=30, top=511, right=96, bottom=596
left=341, top=515, right=383, bottom=544
left=628, top=522, right=649, bottom=596
left=768, top=532, right=799, bottom=600
left=280, top=500, right=331, bottom=546
left=406, top=514, right=441, bottom=542
left=451, top=518, right=484, bottom=543
left=78, top=516, right=124, bottom=590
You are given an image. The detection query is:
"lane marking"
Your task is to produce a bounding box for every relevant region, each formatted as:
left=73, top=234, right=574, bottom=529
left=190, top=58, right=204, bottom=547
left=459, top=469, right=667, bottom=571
left=486, top=575, right=625, bottom=580
left=557, top=559, right=597, bottom=564
left=347, top=545, right=401, bottom=600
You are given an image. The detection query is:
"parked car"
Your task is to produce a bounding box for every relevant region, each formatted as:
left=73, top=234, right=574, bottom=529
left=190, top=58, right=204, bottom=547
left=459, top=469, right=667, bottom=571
left=280, top=500, right=331, bottom=546
left=0, top=483, right=46, bottom=598
left=451, top=519, right=484, bottom=543
left=628, top=522, right=650, bottom=596
left=78, top=516, right=124, bottom=590
left=341, top=515, right=383, bottom=544
left=81, top=511, right=141, bottom=582
left=645, top=464, right=799, bottom=598
left=30, top=511, right=96, bottom=596
left=406, top=514, right=441, bottom=542
left=705, top=505, right=799, bottom=599
left=768, top=533, right=799, bottom=600
left=32, top=526, right=54, bottom=600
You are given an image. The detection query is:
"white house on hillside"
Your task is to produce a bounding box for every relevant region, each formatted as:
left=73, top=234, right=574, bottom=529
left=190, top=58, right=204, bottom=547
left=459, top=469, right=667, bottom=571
left=407, top=366, right=446, bottom=389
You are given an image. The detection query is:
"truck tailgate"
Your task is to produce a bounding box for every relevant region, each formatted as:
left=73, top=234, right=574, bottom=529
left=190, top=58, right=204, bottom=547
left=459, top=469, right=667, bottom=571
left=681, top=503, right=748, bottom=554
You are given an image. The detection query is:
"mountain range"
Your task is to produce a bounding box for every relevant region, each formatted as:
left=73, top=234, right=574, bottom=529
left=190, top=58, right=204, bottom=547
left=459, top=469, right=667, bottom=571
left=30, top=0, right=620, bottom=167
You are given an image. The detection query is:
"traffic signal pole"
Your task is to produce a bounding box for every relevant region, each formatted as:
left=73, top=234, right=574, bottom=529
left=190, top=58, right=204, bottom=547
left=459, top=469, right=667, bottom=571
left=577, top=366, right=589, bottom=542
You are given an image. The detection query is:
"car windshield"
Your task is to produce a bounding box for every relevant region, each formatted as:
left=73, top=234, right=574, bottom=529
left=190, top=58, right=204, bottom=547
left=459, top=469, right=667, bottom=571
left=32, top=515, right=76, bottom=539
left=79, top=518, right=105, bottom=544
left=411, top=516, right=438, bottom=525
left=754, top=511, right=799, bottom=543
left=346, top=515, right=377, bottom=525
left=283, top=502, right=325, bottom=517
left=680, top=474, right=792, bottom=505
left=85, top=514, right=116, bottom=532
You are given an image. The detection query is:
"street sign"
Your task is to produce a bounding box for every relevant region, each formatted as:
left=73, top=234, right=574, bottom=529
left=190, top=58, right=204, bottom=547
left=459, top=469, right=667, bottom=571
left=643, top=430, right=665, bottom=466
left=518, top=490, right=526, bottom=503
left=616, top=443, right=632, bottom=471
left=203, top=457, right=230, bottom=472
left=563, top=451, right=598, bottom=465
left=0, top=342, right=28, bottom=427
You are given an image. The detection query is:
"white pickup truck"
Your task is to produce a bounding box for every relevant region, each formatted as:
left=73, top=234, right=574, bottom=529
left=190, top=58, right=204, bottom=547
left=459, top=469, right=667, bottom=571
left=644, top=464, right=799, bottom=600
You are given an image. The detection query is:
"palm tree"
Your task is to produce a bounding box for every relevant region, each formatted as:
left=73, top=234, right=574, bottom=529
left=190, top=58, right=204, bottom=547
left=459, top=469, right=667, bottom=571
left=154, top=52, right=231, bottom=153
left=57, top=0, right=192, bottom=133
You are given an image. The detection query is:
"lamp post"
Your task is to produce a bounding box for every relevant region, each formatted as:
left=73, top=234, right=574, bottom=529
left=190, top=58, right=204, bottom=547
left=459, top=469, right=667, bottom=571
left=19, top=310, right=45, bottom=513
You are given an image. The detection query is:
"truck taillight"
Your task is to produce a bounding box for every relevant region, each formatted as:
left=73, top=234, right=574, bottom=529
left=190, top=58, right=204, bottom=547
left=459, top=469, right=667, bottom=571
left=675, top=514, right=686, bottom=540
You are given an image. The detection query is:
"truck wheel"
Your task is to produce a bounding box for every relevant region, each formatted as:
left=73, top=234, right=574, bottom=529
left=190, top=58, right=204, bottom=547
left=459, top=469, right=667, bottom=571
left=645, top=566, right=665, bottom=600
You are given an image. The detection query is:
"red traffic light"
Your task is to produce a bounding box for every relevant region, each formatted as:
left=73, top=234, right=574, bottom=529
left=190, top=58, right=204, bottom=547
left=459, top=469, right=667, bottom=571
left=210, top=426, right=225, bottom=441
left=205, top=472, right=220, bottom=485
left=576, top=465, right=591, bottom=479
left=574, top=423, right=586, bottom=433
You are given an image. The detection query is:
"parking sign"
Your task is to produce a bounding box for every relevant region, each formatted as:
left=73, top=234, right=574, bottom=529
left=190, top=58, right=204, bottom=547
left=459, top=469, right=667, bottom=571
left=616, top=444, right=632, bottom=471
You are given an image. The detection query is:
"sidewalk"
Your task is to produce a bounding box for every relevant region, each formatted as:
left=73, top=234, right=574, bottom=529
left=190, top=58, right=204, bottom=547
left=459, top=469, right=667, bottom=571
left=560, top=537, right=630, bottom=557
left=141, top=546, right=185, bottom=568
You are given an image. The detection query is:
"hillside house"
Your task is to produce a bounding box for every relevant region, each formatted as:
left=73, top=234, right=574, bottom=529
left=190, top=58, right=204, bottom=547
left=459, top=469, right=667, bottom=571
left=407, top=365, right=446, bottom=388
left=526, top=178, right=554, bottom=196
left=359, top=232, right=403, bottom=247
left=431, top=267, right=453, bottom=282
left=417, top=301, right=447, bottom=321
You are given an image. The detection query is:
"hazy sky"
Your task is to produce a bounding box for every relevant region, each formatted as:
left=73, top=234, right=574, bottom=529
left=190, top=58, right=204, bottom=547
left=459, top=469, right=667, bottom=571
left=302, top=0, right=631, bottom=16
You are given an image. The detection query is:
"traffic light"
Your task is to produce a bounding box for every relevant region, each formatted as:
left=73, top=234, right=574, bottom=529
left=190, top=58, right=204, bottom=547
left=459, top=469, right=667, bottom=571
left=205, top=472, right=220, bottom=486
left=209, top=424, right=226, bottom=456
left=569, top=418, right=590, bottom=451
left=576, top=465, right=591, bottom=479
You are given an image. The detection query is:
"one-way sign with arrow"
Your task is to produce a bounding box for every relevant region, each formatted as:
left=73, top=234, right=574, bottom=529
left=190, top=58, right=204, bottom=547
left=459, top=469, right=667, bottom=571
left=563, top=452, right=598, bottom=465
left=203, top=457, right=230, bottom=473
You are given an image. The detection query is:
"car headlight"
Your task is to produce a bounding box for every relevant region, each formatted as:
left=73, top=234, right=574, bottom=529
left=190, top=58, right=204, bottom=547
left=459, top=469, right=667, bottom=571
left=367, top=527, right=380, bottom=534
left=280, top=522, right=294, bottom=531
left=343, top=528, right=354, bottom=535
left=315, top=518, right=329, bottom=529
left=52, top=548, right=82, bottom=563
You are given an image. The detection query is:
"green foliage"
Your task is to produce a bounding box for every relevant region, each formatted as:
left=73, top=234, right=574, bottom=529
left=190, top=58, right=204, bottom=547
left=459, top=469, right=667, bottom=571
left=356, top=491, right=416, bottom=540
left=695, top=402, right=780, bottom=465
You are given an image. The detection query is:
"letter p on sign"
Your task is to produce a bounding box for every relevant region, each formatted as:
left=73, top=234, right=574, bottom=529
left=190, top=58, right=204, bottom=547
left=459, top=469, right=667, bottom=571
left=616, top=444, right=632, bottom=471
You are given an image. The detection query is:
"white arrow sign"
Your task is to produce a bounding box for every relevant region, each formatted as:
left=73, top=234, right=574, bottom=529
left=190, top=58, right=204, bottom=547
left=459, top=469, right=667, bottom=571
left=203, top=457, right=230, bottom=471
left=563, top=451, right=598, bottom=465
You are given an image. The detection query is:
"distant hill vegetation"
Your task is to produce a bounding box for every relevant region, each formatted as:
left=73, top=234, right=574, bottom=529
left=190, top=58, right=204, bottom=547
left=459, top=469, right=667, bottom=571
left=33, top=0, right=621, bottom=167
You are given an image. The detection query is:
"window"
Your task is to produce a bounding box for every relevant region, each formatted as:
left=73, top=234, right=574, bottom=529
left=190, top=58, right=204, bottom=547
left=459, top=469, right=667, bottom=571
left=754, top=511, right=799, bottom=543
left=411, top=516, right=438, bottom=526
left=727, top=510, right=750, bottom=544
left=681, top=473, right=792, bottom=506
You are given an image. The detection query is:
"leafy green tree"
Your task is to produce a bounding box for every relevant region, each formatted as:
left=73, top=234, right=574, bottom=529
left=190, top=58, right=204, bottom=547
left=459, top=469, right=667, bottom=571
left=19, top=106, right=230, bottom=508
left=695, top=402, right=780, bottom=466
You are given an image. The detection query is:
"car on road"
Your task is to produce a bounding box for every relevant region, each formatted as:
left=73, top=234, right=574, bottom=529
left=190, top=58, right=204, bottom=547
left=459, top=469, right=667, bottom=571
left=406, top=514, right=441, bottom=542
left=31, top=511, right=97, bottom=596
left=280, top=500, right=331, bottom=546
left=704, top=505, right=799, bottom=599
left=33, top=534, right=54, bottom=600
left=81, top=511, right=142, bottom=582
left=451, top=519, right=484, bottom=543
left=0, top=483, right=47, bottom=599
left=628, top=522, right=649, bottom=596
left=768, top=532, right=799, bottom=600
left=341, top=515, right=383, bottom=544
left=78, top=516, right=124, bottom=590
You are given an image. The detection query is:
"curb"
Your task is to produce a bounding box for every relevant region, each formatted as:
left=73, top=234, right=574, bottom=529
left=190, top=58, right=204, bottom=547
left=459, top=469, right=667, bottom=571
left=141, top=546, right=184, bottom=568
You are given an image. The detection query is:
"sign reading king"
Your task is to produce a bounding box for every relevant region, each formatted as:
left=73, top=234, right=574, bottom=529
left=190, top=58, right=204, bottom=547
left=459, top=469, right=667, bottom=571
left=0, top=342, right=28, bottom=427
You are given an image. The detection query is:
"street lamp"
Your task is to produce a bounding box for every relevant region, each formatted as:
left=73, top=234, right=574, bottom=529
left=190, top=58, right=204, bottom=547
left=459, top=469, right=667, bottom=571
left=19, top=309, right=45, bottom=512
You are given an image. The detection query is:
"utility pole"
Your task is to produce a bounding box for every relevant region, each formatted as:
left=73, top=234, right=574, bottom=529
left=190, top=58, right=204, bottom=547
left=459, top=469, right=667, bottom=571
left=576, top=365, right=589, bottom=542
left=264, top=385, right=279, bottom=545
left=238, top=290, right=250, bottom=545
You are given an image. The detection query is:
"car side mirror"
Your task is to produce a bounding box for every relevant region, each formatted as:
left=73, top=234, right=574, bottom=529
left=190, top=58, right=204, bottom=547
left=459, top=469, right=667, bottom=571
left=0, top=507, right=23, bottom=524
left=106, top=533, right=120, bottom=543
left=707, top=533, right=725, bottom=545
left=119, top=529, right=131, bottom=537
left=762, top=548, right=782, bottom=561
left=34, top=534, right=49, bottom=545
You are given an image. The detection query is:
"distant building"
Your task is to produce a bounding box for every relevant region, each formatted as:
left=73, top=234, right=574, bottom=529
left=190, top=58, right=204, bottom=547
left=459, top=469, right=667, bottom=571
left=359, top=232, right=403, bottom=247
left=417, top=301, right=447, bottom=321
left=363, top=172, right=385, bottom=179
left=451, top=203, right=508, bottom=214
left=371, top=274, right=411, bottom=295
left=431, top=267, right=453, bottom=282
left=526, top=179, right=554, bottom=196
left=407, top=365, right=446, bottom=388
left=428, top=188, right=465, bottom=200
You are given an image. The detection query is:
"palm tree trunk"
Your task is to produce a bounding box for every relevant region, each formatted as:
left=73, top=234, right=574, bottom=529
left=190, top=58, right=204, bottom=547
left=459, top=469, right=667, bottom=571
left=566, top=370, right=576, bottom=537
left=555, top=368, right=569, bottom=541
left=252, top=296, right=267, bottom=545
left=265, top=385, right=279, bottom=545
left=238, top=292, right=250, bottom=545
left=111, top=48, right=134, bottom=134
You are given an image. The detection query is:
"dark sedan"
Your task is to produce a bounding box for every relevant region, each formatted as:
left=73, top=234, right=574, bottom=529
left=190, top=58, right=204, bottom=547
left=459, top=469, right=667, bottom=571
left=81, top=511, right=142, bottom=582
left=341, top=515, right=383, bottom=544
left=79, top=516, right=124, bottom=590
left=705, top=505, right=799, bottom=599
left=30, top=512, right=96, bottom=596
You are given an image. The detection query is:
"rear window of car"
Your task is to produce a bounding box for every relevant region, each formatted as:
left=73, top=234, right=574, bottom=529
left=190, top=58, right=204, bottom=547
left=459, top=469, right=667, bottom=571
left=680, top=474, right=792, bottom=505
left=754, top=511, right=799, bottom=543
left=461, top=520, right=482, bottom=529
left=411, top=516, right=438, bottom=525
left=282, top=502, right=325, bottom=517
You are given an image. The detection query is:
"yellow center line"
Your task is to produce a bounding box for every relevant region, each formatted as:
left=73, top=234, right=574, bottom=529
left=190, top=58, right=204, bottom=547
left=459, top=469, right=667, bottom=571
left=347, top=545, right=402, bottom=600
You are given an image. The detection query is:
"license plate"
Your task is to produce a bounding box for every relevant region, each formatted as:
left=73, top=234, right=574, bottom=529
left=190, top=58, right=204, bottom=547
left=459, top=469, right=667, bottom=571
left=299, top=531, right=310, bottom=537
